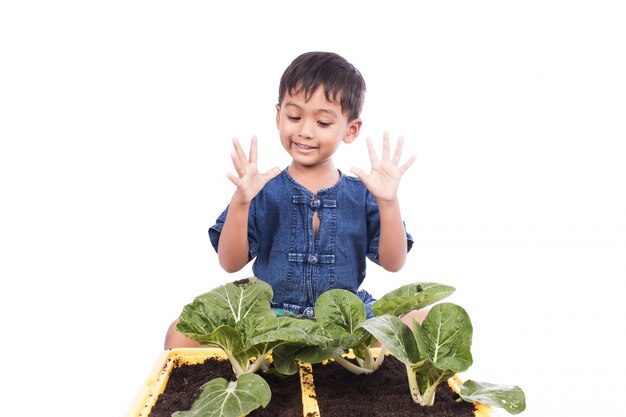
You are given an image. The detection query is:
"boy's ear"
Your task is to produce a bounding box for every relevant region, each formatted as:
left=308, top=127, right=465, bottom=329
left=275, top=104, right=281, bottom=129
left=343, top=118, right=362, bottom=144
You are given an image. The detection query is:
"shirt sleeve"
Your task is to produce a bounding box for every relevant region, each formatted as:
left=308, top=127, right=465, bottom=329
left=365, top=191, right=413, bottom=265
left=208, top=200, right=259, bottom=260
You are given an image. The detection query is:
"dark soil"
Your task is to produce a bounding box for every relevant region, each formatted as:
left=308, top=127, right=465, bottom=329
left=311, top=356, right=476, bottom=417
left=149, top=357, right=302, bottom=417
left=149, top=355, right=476, bottom=417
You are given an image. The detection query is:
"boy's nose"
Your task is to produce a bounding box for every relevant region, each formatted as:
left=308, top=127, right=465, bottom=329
left=297, top=121, right=314, bottom=139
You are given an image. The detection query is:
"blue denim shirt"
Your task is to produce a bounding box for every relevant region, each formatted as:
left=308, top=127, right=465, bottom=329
left=209, top=169, right=413, bottom=318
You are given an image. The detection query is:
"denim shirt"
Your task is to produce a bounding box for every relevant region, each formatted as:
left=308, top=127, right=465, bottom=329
left=209, top=169, right=413, bottom=318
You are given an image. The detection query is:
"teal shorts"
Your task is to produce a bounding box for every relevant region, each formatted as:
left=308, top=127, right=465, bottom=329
left=273, top=308, right=308, bottom=319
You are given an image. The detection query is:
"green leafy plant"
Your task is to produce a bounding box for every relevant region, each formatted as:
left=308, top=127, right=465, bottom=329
left=361, top=302, right=526, bottom=414
left=173, top=277, right=331, bottom=417
left=269, top=283, right=454, bottom=376
left=169, top=278, right=526, bottom=416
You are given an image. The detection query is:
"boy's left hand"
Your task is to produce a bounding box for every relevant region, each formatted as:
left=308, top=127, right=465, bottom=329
left=350, top=132, right=416, bottom=204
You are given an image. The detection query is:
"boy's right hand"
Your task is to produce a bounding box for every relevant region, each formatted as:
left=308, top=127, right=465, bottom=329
left=227, top=136, right=280, bottom=204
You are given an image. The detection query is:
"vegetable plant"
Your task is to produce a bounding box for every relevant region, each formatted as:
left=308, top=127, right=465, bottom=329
left=173, top=277, right=332, bottom=417
left=167, top=277, right=526, bottom=416
left=270, top=283, right=454, bottom=376
left=361, top=302, right=526, bottom=414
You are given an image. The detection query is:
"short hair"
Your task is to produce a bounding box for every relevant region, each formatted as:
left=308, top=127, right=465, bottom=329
left=278, top=52, right=366, bottom=121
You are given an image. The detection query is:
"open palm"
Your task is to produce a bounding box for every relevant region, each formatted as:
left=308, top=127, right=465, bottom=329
left=350, top=132, right=416, bottom=203
left=227, top=136, right=280, bottom=204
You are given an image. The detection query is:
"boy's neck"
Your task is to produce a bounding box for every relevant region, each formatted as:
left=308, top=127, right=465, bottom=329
left=287, top=161, right=340, bottom=194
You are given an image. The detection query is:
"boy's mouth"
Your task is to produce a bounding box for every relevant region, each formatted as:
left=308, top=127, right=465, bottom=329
left=293, top=142, right=318, bottom=152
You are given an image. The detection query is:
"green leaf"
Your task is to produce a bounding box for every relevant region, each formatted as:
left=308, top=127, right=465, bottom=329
left=419, top=303, right=473, bottom=373
left=176, top=278, right=275, bottom=345
left=460, top=380, right=526, bottom=414
left=270, top=345, right=303, bottom=375
left=358, top=315, right=420, bottom=364
left=172, top=373, right=271, bottom=417
left=373, top=282, right=455, bottom=317
left=314, top=289, right=367, bottom=344
left=198, top=326, right=246, bottom=359
left=271, top=342, right=344, bottom=376
left=249, top=317, right=332, bottom=347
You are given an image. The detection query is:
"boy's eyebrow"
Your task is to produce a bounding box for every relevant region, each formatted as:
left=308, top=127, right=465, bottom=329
left=284, top=102, right=339, bottom=117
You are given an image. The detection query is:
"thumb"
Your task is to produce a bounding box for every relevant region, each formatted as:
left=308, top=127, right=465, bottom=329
left=226, top=172, right=240, bottom=186
left=350, top=167, right=368, bottom=183
left=263, top=167, right=281, bottom=181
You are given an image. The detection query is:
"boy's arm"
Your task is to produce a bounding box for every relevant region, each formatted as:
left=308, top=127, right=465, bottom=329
left=217, top=136, right=280, bottom=272
left=350, top=132, right=416, bottom=272
left=376, top=197, right=409, bottom=272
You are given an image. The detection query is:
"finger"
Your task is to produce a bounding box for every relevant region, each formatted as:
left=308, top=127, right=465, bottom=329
left=366, top=137, right=378, bottom=163
left=381, top=131, right=390, bottom=161
left=232, top=137, right=248, bottom=164
left=231, top=151, right=245, bottom=176
left=263, top=167, right=281, bottom=182
left=349, top=166, right=369, bottom=184
left=392, top=136, right=404, bottom=165
left=249, top=135, right=258, bottom=164
left=399, top=154, right=417, bottom=175
left=226, top=172, right=240, bottom=186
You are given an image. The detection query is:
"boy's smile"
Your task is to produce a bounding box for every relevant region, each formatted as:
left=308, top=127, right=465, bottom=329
left=292, top=142, right=318, bottom=153
left=276, top=86, right=361, bottom=180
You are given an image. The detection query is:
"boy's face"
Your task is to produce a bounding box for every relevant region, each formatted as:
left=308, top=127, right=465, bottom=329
left=276, top=86, right=361, bottom=171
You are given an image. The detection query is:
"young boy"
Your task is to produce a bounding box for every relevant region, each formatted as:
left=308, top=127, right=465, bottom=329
left=165, top=52, right=417, bottom=349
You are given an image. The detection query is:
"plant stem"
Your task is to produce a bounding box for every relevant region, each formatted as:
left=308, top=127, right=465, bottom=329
left=248, top=353, right=269, bottom=374
left=334, top=356, right=374, bottom=375
left=363, top=347, right=375, bottom=370
left=356, top=357, right=365, bottom=368
left=225, top=351, right=246, bottom=376
left=374, top=346, right=387, bottom=370
left=405, top=364, right=425, bottom=405
left=422, top=375, right=443, bottom=406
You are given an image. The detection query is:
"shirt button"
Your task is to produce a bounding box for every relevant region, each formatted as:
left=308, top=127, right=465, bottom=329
left=307, top=255, right=318, bottom=264
left=310, top=200, right=320, bottom=210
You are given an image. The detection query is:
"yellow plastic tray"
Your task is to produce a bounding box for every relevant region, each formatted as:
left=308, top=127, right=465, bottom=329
left=125, top=348, right=313, bottom=417
left=127, top=348, right=497, bottom=417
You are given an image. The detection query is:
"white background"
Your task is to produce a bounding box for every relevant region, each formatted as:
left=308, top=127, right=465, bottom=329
left=1, top=1, right=625, bottom=416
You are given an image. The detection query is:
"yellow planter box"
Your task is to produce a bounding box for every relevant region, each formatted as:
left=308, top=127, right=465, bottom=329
left=126, top=348, right=313, bottom=417
left=127, top=348, right=497, bottom=417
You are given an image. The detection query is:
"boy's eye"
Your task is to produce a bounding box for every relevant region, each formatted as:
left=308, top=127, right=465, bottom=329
left=318, top=121, right=332, bottom=127
left=287, top=115, right=301, bottom=121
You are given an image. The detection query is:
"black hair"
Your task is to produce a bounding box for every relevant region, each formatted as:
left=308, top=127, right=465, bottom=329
left=278, top=52, right=366, bottom=121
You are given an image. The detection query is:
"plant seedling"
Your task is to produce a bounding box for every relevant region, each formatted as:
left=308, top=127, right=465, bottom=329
left=361, top=303, right=526, bottom=414
left=174, top=278, right=332, bottom=417
left=272, top=283, right=456, bottom=375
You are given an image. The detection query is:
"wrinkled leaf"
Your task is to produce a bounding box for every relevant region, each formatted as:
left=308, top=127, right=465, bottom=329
left=272, top=344, right=344, bottom=375
left=191, top=326, right=247, bottom=363
left=460, top=380, right=526, bottom=414
left=372, top=282, right=455, bottom=317
left=172, top=373, right=271, bottom=417
left=420, top=303, right=473, bottom=372
left=176, top=278, right=275, bottom=345
left=270, top=345, right=302, bottom=375
left=314, top=289, right=367, bottom=345
left=256, top=317, right=338, bottom=375
left=359, top=314, right=420, bottom=364
left=249, top=317, right=332, bottom=347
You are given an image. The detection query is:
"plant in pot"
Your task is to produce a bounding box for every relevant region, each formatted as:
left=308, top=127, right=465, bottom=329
left=271, top=282, right=455, bottom=376
left=132, top=280, right=526, bottom=417
left=273, top=283, right=526, bottom=415
left=362, top=303, right=525, bottom=414
left=171, top=277, right=333, bottom=417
